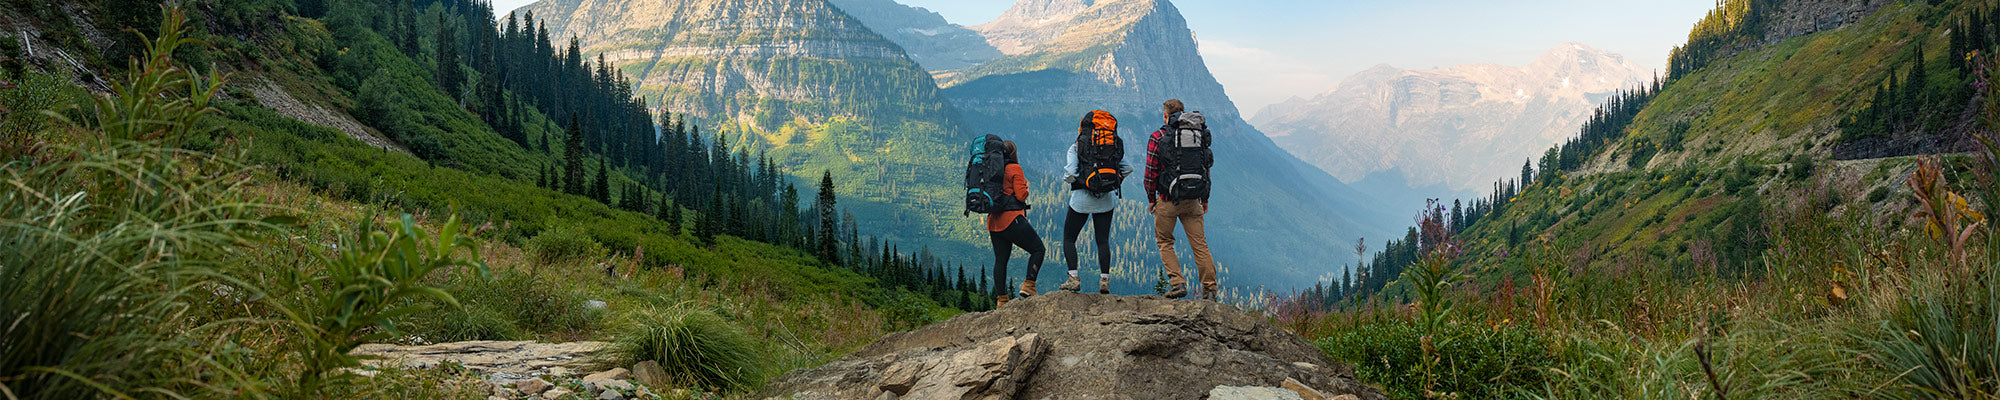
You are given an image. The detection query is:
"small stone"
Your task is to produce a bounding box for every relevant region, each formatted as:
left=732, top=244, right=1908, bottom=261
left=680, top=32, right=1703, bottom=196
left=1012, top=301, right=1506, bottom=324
left=488, top=396, right=508, bottom=400
left=543, top=387, right=574, bottom=399
left=597, top=388, right=626, bottom=400
left=1209, top=385, right=1305, bottom=400
left=874, top=390, right=897, bottom=400
left=517, top=378, right=553, bottom=395
left=1281, top=378, right=1329, bottom=400
left=632, top=360, right=669, bottom=390
left=584, top=368, right=631, bottom=383
left=585, top=300, right=608, bottom=310
left=1330, top=395, right=1360, bottom=400
left=599, top=380, right=634, bottom=393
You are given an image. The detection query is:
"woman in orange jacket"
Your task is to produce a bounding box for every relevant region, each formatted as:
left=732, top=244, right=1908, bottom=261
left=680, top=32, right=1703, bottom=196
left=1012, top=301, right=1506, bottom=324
left=989, top=140, right=1045, bottom=306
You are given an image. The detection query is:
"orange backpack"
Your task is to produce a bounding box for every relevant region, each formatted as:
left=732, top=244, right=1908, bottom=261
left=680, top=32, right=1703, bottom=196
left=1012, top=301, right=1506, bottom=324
left=1076, top=110, right=1125, bottom=195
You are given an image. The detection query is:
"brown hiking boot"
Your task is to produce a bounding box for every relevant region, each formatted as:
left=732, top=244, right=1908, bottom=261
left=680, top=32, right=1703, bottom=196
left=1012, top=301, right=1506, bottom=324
left=995, top=294, right=1010, bottom=308
left=1018, top=280, right=1038, bottom=299
left=1058, top=275, right=1082, bottom=292
left=1202, top=288, right=1219, bottom=301
left=1164, top=283, right=1187, bottom=299
left=1099, top=277, right=1111, bottom=294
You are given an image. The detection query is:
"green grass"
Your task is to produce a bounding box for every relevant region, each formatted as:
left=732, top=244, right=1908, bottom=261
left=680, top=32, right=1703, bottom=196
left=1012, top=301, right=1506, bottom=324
left=609, top=305, right=768, bottom=392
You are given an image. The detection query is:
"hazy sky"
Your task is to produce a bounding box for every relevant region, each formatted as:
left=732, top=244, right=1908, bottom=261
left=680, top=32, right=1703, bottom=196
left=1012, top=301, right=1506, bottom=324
left=493, top=0, right=1717, bottom=114
left=894, top=0, right=1716, bottom=114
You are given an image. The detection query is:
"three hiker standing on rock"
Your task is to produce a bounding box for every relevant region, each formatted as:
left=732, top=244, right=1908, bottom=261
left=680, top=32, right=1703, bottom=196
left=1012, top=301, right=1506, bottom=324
left=966, top=99, right=1218, bottom=305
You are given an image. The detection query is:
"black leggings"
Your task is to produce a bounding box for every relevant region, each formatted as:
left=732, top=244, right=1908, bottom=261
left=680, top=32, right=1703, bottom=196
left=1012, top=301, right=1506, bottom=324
left=990, top=216, right=1045, bottom=295
left=1063, top=208, right=1113, bottom=275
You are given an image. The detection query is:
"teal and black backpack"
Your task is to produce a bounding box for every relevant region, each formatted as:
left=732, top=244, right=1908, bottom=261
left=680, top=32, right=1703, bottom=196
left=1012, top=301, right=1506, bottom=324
left=965, top=134, right=1027, bottom=215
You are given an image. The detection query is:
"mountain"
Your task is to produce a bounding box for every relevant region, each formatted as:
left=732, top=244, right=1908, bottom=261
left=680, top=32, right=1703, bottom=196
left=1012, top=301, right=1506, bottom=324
left=942, top=0, right=1400, bottom=292
left=823, top=0, right=1002, bottom=71
left=1251, top=43, right=1652, bottom=192
left=518, top=0, right=989, bottom=257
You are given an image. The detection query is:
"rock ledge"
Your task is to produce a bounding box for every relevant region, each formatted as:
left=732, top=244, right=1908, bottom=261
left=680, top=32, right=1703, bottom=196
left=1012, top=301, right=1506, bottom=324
left=757, top=292, right=1385, bottom=400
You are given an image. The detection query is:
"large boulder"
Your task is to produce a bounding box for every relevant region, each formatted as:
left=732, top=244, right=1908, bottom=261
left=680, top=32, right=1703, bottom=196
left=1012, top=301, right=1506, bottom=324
left=757, top=292, right=1385, bottom=400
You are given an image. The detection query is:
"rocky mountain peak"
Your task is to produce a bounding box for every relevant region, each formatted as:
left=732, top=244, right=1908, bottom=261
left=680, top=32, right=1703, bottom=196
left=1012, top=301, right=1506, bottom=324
left=971, top=0, right=1162, bottom=55
left=757, top=292, right=1386, bottom=400
left=1524, top=42, right=1651, bottom=94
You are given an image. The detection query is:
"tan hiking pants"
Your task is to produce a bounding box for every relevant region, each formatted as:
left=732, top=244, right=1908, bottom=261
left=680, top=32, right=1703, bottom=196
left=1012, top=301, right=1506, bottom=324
left=1153, top=199, right=1215, bottom=290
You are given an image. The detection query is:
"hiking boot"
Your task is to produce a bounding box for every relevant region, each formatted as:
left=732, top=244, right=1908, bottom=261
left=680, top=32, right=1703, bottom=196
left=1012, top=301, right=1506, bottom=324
left=996, top=294, right=1011, bottom=308
left=1018, top=280, right=1038, bottom=299
left=1202, top=289, right=1219, bottom=302
left=1058, top=275, right=1082, bottom=292
left=1164, top=283, right=1187, bottom=299
left=1098, top=277, right=1111, bottom=294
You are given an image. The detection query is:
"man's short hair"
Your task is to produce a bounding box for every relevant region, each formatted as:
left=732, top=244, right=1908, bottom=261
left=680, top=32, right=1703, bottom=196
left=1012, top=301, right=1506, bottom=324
left=1163, top=99, right=1184, bottom=115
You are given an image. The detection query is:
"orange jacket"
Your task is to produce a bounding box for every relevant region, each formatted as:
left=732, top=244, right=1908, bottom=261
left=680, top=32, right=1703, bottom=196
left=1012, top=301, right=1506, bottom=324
left=986, top=163, right=1029, bottom=232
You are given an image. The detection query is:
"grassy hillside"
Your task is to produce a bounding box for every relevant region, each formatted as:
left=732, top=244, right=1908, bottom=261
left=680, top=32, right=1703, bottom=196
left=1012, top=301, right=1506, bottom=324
left=1274, top=1, right=2000, bottom=398
left=1, top=2, right=963, bottom=398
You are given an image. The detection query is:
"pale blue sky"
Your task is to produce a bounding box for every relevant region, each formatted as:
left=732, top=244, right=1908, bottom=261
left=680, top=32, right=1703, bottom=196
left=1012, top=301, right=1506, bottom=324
left=895, top=0, right=1715, bottom=113
left=494, top=0, right=1717, bottom=113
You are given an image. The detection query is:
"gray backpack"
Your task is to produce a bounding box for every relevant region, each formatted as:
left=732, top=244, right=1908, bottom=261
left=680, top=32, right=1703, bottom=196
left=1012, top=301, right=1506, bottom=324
left=1161, top=111, right=1212, bottom=201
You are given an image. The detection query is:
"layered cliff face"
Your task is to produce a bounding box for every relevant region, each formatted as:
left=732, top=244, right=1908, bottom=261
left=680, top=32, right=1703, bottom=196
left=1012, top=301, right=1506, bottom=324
left=1252, top=43, right=1652, bottom=192
left=944, top=0, right=1397, bottom=291
left=520, top=0, right=978, bottom=255
left=824, top=0, right=1002, bottom=71
left=519, top=0, right=953, bottom=133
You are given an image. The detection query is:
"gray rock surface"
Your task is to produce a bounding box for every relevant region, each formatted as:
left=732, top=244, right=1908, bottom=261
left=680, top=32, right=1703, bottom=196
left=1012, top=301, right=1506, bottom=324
left=1209, top=385, right=1305, bottom=400
left=351, top=340, right=608, bottom=378
left=756, top=292, right=1385, bottom=400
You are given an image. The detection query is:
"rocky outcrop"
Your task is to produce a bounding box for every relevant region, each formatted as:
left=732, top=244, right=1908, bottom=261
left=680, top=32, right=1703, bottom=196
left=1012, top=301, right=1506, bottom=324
left=1251, top=43, right=1651, bottom=192
left=350, top=340, right=607, bottom=378
left=1757, top=0, right=1893, bottom=47
left=243, top=77, right=411, bottom=155
left=757, top=292, right=1385, bottom=400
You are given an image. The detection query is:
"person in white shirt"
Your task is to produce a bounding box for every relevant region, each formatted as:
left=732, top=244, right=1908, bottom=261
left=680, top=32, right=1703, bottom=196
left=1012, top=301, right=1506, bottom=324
left=1061, top=136, right=1131, bottom=294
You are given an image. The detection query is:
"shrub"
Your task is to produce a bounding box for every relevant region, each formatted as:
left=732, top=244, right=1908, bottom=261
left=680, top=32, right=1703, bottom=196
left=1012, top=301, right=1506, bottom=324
left=610, top=306, right=766, bottom=392
left=1868, top=186, right=1892, bottom=203
left=1317, top=320, right=1558, bottom=399
left=526, top=225, right=607, bottom=265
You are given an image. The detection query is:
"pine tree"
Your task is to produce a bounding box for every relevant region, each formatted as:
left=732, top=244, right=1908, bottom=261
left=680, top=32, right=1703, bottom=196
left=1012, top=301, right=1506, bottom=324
left=698, top=190, right=721, bottom=247
left=593, top=157, right=611, bottom=203
left=563, top=113, right=584, bottom=195
left=434, top=13, right=463, bottom=101
left=816, top=171, right=839, bottom=263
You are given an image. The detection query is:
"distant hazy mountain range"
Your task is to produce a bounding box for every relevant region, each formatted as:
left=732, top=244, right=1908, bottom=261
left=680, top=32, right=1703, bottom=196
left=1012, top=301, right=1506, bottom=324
left=1252, top=43, right=1653, bottom=194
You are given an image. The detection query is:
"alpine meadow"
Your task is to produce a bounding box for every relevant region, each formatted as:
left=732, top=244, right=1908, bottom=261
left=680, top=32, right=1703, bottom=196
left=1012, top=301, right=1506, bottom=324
left=0, top=0, right=1997, bottom=399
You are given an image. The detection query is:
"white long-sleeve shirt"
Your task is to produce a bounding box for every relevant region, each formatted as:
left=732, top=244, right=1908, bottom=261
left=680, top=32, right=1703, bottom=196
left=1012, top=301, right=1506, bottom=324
left=1064, top=143, right=1127, bottom=214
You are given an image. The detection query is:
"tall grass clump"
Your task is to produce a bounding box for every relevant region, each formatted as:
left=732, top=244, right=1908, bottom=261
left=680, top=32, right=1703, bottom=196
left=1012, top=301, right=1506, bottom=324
left=0, top=6, right=277, bottom=398
left=610, top=305, right=767, bottom=393
left=405, top=268, right=599, bottom=342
